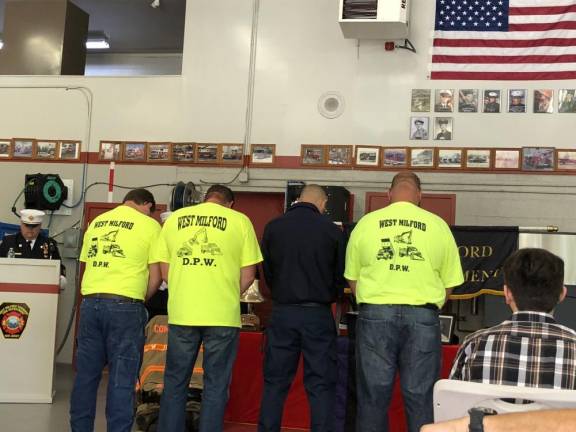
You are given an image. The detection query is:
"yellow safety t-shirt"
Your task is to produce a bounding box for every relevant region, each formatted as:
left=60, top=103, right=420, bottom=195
left=80, top=205, right=161, bottom=300
left=345, top=201, right=463, bottom=308
left=155, top=202, right=263, bottom=327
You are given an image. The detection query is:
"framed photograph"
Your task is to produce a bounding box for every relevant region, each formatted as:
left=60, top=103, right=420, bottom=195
left=434, top=89, right=454, bottom=112
left=250, top=144, right=276, bottom=165
left=411, top=89, right=431, bottom=112
left=483, top=90, right=501, bottom=113
left=458, top=89, right=478, bottom=113
left=35, top=140, right=59, bottom=160
left=220, top=144, right=244, bottom=164
left=522, top=147, right=555, bottom=171
left=556, top=149, right=576, bottom=171
left=172, top=143, right=196, bottom=163
left=533, top=89, right=554, bottom=113
left=13, top=138, right=34, bottom=158
left=494, top=149, right=521, bottom=170
left=508, top=89, right=527, bottom=113
left=59, top=140, right=81, bottom=160
left=465, top=149, right=492, bottom=169
left=409, top=116, right=429, bottom=140
left=409, top=147, right=434, bottom=168
left=301, top=145, right=326, bottom=166
left=122, top=142, right=147, bottom=162
left=439, top=314, right=455, bottom=344
left=196, top=144, right=219, bottom=163
left=382, top=147, right=408, bottom=168
left=0, top=139, right=12, bottom=159
left=99, top=141, right=122, bottom=161
left=147, top=142, right=171, bottom=162
left=327, top=145, right=353, bottom=167
left=558, top=89, right=576, bottom=113
left=434, top=117, right=453, bottom=141
left=437, top=148, right=462, bottom=169
left=355, top=146, right=381, bottom=167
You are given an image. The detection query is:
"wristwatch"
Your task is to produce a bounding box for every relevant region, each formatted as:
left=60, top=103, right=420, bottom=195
left=468, top=407, right=497, bottom=432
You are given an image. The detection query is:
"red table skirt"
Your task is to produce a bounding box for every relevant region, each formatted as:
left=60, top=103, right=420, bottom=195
left=225, top=331, right=459, bottom=431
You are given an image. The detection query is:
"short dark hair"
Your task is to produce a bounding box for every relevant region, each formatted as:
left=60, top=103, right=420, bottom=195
left=503, top=248, right=564, bottom=312
left=204, top=184, right=234, bottom=204
left=123, top=188, right=156, bottom=213
left=391, top=172, right=421, bottom=191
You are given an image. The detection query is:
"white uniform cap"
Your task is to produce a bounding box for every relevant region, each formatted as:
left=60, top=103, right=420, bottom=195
left=160, top=211, right=173, bottom=223
left=511, top=90, right=523, bottom=97
left=19, top=209, right=45, bottom=225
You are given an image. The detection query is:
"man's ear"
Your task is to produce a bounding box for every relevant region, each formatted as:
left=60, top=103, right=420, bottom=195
left=503, top=285, right=513, bottom=305
left=559, top=286, right=568, bottom=304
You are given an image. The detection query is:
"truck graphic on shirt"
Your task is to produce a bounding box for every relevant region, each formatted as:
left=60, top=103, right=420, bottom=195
left=177, top=228, right=222, bottom=257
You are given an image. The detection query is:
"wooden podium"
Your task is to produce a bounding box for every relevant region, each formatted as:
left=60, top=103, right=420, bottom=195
left=0, top=258, right=60, bottom=403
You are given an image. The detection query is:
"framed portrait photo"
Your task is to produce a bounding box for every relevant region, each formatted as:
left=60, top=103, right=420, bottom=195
left=147, top=142, right=171, bottom=162
left=409, top=147, right=434, bottom=168
left=382, top=147, right=408, bottom=168
left=437, top=148, right=463, bottom=169
left=301, top=145, right=326, bottom=166
left=494, top=148, right=521, bottom=170
left=327, top=145, right=353, bottom=167
left=13, top=138, right=34, bottom=158
left=172, top=143, right=196, bottom=163
left=439, top=314, right=455, bottom=344
left=250, top=144, right=276, bottom=165
left=99, top=141, right=122, bottom=161
left=36, top=140, right=59, bottom=160
left=355, top=146, right=381, bottom=167
left=483, top=90, right=501, bottom=113
left=123, top=142, right=147, bottom=162
left=558, top=89, right=576, bottom=113
left=508, top=89, right=527, bottom=113
left=59, top=140, right=81, bottom=160
left=409, top=116, right=429, bottom=140
left=0, top=139, right=12, bottom=159
left=411, top=89, right=431, bottom=112
left=434, top=117, right=453, bottom=141
left=522, top=147, right=555, bottom=171
left=220, top=144, right=243, bottom=164
left=533, top=89, right=554, bottom=113
left=434, top=89, right=454, bottom=112
left=465, top=149, right=492, bottom=169
left=556, top=149, right=576, bottom=171
left=458, top=89, right=478, bottom=113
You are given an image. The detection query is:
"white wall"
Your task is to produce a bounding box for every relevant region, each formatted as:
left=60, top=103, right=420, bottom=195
left=1, top=0, right=576, bottom=363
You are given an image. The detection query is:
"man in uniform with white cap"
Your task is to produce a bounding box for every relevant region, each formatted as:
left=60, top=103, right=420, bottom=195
left=434, top=89, right=453, bottom=112
left=0, top=208, right=65, bottom=276
left=484, top=90, right=500, bottom=113
left=508, top=90, right=526, bottom=113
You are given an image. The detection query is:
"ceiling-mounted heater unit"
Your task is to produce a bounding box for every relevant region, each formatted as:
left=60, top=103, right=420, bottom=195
left=339, top=0, right=410, bottom=40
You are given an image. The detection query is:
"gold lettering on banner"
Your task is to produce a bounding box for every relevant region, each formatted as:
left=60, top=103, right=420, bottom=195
left=458, top=245, right=493, bottom=258
left=464, top=268, right=500, bottom=283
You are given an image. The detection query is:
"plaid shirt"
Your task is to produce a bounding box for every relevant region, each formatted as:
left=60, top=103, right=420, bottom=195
left=450, top=311, right=576, bottom=389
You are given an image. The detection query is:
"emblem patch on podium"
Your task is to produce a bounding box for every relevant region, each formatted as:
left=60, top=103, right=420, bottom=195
left=0, top=303, right=30, bottom=339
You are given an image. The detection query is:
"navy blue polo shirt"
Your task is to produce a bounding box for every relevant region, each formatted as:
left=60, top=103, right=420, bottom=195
left=261, top=202, right=346, bottom=304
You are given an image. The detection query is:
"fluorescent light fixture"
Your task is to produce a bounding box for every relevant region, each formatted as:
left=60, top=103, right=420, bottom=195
left=86, top=31, right=110, bottom=50
left=0, top=32, right=110, bottom=50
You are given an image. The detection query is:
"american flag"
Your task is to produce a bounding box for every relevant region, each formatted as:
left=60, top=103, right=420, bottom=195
left=431, top=0, right=576, bottom=80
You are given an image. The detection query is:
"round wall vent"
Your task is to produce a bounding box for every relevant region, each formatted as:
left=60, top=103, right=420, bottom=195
left=318, top=92, right=345, bottom=119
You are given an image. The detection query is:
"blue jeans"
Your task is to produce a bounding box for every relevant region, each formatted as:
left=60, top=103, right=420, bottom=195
left=258, top=304, right=337, bottom=432
left=158, top=325, right=240, bottom=432
left=356, top=304, right=441, bottom=432
left=70, top=297, right=147, bottom=432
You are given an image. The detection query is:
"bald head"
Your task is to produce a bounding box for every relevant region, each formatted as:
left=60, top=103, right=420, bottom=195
left=389, top=172, right=421, bottom=205
left=299, top=184, right=328, bottom=213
